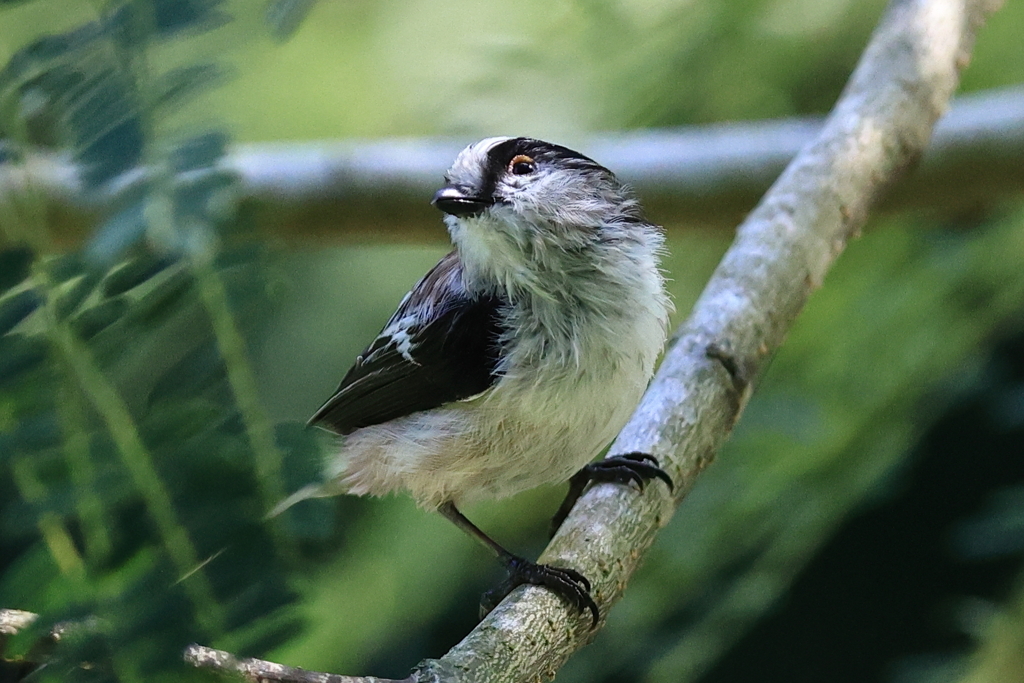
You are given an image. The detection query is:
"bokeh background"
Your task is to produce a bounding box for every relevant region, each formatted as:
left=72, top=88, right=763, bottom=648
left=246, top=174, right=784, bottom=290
left=1, top=1, right=1024, bottom=682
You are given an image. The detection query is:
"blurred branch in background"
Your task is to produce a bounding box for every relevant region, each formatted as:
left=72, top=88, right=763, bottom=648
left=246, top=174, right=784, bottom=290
left=185, top=643, right=414, bottom=683
left=2, top=86, right=1024, bottom=249
left=229, top=85, right=1024, bottom=237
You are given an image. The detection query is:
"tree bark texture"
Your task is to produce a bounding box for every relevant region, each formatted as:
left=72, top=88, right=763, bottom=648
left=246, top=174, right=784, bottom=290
left=174, top=0, right=1004, bottom=679
left=416, top=0, right=1003, bottom=681
left=0, top=1, right=1010, bottom=682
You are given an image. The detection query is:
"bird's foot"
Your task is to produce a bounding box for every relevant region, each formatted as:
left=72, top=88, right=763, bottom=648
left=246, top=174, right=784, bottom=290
left=481, top=554, right=599, bottom=628
left=550, top=452, right=674, bottom=536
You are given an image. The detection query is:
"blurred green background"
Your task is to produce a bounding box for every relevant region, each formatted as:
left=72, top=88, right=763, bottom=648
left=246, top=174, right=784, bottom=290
left=1, top=1, right=1024, bottom=682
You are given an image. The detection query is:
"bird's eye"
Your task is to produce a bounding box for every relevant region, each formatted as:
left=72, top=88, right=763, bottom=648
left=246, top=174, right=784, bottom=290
left=509, top=155, right=536, bottom=176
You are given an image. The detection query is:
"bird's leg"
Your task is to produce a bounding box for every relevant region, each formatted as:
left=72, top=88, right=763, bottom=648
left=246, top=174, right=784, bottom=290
left=550, top=452, right=674, bottom=536
left=437, top=501, right=599, bottom=627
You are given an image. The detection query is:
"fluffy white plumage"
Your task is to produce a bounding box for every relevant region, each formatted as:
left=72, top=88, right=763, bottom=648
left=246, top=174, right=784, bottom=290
left=306, top=136, right=672, bottom=511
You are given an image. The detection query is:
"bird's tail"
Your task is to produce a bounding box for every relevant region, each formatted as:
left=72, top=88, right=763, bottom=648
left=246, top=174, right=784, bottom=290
left=265, top=482, right=336, bottom=519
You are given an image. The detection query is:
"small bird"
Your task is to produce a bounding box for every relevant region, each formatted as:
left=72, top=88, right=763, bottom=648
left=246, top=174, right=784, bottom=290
left=305, top=137, right=673, bottom=625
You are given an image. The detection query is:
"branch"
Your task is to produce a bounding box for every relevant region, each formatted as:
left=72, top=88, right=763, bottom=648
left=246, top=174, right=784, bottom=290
left=414, top=0, right=1002, bottom=680
left=3, top=85, right=1023, bottom=248
left=1, top=614, right=413, bottom=683
left=184, top=644, right=414, bottom=683
left=0, top=609, right=38, bottom=659
left=0, top=609, right=37, bottom=638
left=0, top=608, right=91, bottom=681
left=181, top=0, right=1002, bottom=681
left=225, top=85, right=1024, bottom=238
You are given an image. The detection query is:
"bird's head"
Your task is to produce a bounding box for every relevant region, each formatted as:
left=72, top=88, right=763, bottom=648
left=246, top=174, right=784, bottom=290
left=433, top=137, right=649, bottom=293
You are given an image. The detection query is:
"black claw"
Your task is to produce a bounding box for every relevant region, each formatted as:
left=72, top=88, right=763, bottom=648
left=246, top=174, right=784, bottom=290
left=552, top=564, right=592, bottom=593
left=588, top=452, right=674, bottom=493
left=550, top=452, right=674, bottom=536
left=482, top=555, right=599, bottom=628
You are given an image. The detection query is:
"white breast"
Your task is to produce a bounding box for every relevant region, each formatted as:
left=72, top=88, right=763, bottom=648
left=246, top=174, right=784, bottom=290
left=327, top=204, right=671, bottom=509
left=328, top=284, right=667, bottom=509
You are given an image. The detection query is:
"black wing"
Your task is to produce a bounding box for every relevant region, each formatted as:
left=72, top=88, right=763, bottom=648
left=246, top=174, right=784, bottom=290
left=309, top=251, right=505, bottom=435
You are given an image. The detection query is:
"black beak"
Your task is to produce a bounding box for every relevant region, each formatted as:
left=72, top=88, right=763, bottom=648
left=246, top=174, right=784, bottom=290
left=432, top=187, right=493, bottom=217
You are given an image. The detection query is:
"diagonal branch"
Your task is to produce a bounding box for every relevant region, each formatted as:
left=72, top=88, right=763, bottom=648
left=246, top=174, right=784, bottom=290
left=412, top=0, right=1003, bottom=681
left=180, top=0, right=1002, bottom=681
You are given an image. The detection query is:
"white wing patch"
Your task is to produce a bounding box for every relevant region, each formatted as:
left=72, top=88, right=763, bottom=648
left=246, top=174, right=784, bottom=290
left=362, top=312, right=426, bottom=366
left=385, top=319, right=418, bottom=363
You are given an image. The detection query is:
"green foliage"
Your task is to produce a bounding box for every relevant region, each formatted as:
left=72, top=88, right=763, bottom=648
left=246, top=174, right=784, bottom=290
left=0, top=2, right=322, bottom=680
left=266, top=216, right=1024, bottom=683
left=1, top=2, right=1024, bottom=683
left=0, top=248, right=315, bottom=680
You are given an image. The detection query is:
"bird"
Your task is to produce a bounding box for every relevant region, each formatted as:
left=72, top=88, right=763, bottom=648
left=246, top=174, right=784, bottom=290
left=302, top=136, right=673, bottom=626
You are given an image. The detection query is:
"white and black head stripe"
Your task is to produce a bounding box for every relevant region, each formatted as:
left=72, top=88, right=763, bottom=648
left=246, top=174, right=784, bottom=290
left=440, top=137, right=620, bottom=207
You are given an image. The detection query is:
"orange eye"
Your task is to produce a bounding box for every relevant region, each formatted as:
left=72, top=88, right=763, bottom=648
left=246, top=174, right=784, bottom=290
left=509, top=155, right=536, bottom=176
